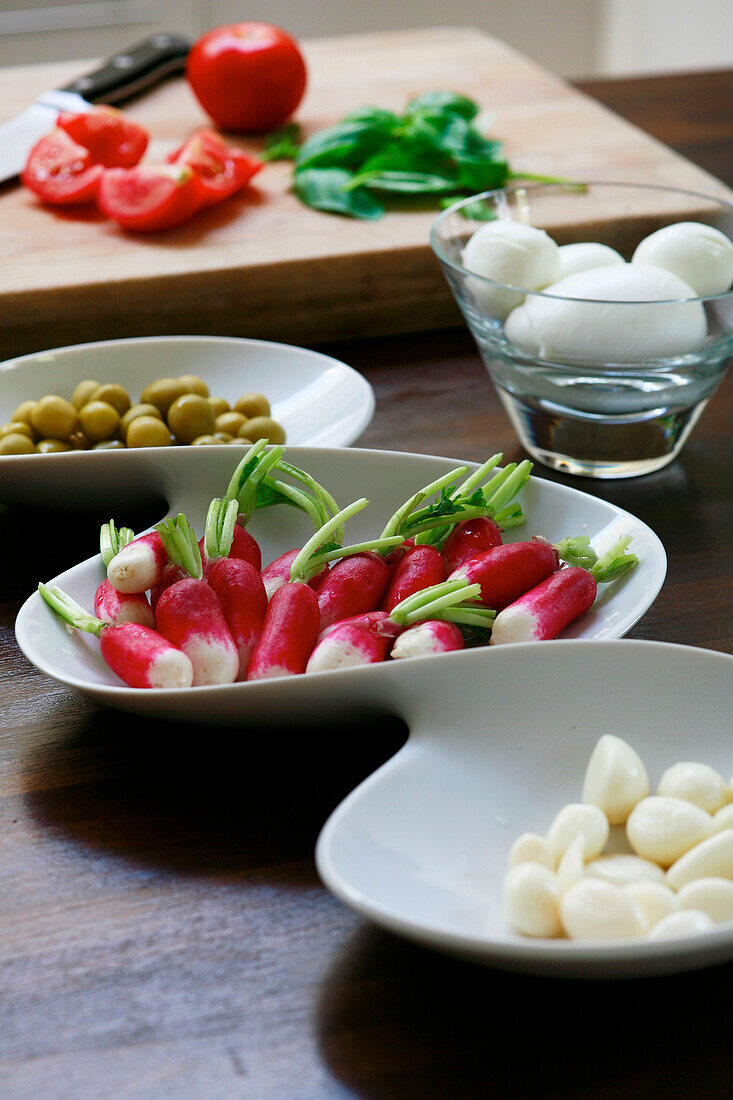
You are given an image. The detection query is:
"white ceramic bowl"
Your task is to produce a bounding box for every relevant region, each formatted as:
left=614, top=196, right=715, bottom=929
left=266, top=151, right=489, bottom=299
left=0, top=335, right=374, bottom=510
left=316, top=639, right=733, bottom=978
left=15, top=445, right=665, bottom=725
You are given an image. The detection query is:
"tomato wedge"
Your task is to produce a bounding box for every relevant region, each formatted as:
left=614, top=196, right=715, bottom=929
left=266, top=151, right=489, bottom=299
left=57, top=106, right=149, bottom=168
left=21, top=128, right=103, bottom=205
left=167, top=129, right=262, bottom=205
left=97, top=164, right=204, bottom=232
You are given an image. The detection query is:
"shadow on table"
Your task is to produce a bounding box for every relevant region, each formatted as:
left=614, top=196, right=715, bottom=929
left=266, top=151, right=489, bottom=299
left=22, top=706, right=408, bottom=883
left=315, top=923, right=733, bottom=1098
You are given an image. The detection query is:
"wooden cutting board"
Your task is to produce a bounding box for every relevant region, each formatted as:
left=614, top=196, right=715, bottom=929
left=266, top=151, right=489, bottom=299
left=0, top=26, right=730, bottom=360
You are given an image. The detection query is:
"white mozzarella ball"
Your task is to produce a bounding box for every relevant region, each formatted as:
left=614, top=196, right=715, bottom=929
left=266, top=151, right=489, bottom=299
left=556, top=834, right=586, bottom=893
left=623, top=882, right=678, bottom=929
left=507, top=832, right=556, bottom=870
left=503, top=302, right=540, bottom=352
left=585, top=854, right=665, bottom=888
left=557, top=242, right=625, bottom=279
left=657, top=761, right=728, bottom=814
left=646, top=909, right=715, bottom=940
left=516, top=263, right=707, bottom=363
left=582, top=734, right=650, bottom=824
left=632, top=221, right=733, bottom=296
left=503, top=862, right=562, bottom=937
left=666, top=830, right=733, bottom=890
left=547, top=803, right=609, bottom=861
left=560, top=879, right=647, bottom=940
left=712, top=804, right=733, bottom=832
left=677, top=877, right=733, bottom=923
left=626, top=795, right=713, bottom=866
left=461, top=220, right=561, bottom=320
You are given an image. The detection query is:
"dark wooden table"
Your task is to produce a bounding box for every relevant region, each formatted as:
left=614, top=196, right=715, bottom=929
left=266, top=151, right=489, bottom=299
left=1, top=70, right=732, bottom=1098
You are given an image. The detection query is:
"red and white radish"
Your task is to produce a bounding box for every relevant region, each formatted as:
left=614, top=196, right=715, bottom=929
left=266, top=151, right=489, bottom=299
left=247, top=581, right=320, bottom=680
left=155, top=577, right=239, bottom=685
left=381, top=544, right=446, bottom=613
left=107, top=530, right=168, bottom=594
left=206, top=557, right=268, bottom=679
left=390, top=619, right=464, bottom=660
left=261, top=548, right=329, bottom=600
left=448, top=537, right=560, bottom=611
left=442, top=516, right=503, bottom=574
left=316, top=551, right=392, bottom=632
left=306, top=611, right=400, bottom=673
left=94, top=578, right=154, bottom=628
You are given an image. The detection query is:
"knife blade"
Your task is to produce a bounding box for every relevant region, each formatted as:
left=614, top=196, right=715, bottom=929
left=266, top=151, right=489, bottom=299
left=0, top=32, right=190, bottom=184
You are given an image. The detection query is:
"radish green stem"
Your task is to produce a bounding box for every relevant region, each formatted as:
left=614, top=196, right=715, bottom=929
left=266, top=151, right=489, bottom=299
left=273, top=458, right=340, bottom=522
left=204, top=498, right=239, bottom=561
left=484, top=460, right=532, bottom=514
left=380, top=466, right=469, bottom=540
left=224, top=439, right=269, bottom=503
left=590, top=535, right=638, bottom=583
left=305, top=535, right=404, bottom=574
left=389, top=578, right=496, bottom=629
left=38, top=583, right=105, bottom=637
left=556, top=535, right=598, bottom=570
left=235, top=444, right=285, bottom=523
left=100, top=520, right=134, bottom=568
left=451, top=453, right=503, bottom=498
left=260, top=474, right=330, bottom=534
left=290, top=497, right=370, bottom=581
left=156, top=514, right=203, bottom=579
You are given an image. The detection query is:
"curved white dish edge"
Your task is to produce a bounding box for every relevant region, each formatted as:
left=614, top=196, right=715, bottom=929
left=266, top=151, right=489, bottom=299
left=316, top=640, right=733, bottom=979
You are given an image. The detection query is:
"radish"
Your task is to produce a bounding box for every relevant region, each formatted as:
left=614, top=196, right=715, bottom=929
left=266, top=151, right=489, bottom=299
left=391, top=620, right=465, bottom=660
left=107, top=530, right=168, bottom=594
left=442, top=517, right=503, bottom=573
left=150, top=562, right=191, bottom=612
left=306, top=611, right=400, bottom=673
left=316, top=551, right=392, bottom=632
left=381, top=544, right=446, bottom=613
left=94, top=578, right=154, bottom=628
left=448, top=537, right=560, bottom=611
left=490, top=537, right=639, bottom=644
left=100, top=519, right=134, bottom=568
left=155, top=576, right=239, bottom=685
left=206, top=557, right=267, bottom=679
left=261, top=548, right=328, bottom=600
left=38, top=584, right=193, bottom=689
left=246, top=581, right=320, bottom=680
left=199, top=496, right=261, bottom=573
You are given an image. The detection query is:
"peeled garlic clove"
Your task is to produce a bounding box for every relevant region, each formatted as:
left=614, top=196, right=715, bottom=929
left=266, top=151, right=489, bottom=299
left=581, top=735, right=649, bottom=824
left=547, top=803, right=609, bottom=861
left=646, top=909, right=714, bottom=940
left=657, top=761, right=728, bottom=814
left=507, top=832, right=556, bottom=870
left=623, top=882, right=678, bottom=929
left=585, top=853, right=665, bottom=888
left=557, top=834, right=586, bottom=893
left=666, top=830, right=733, bottom=890
left=677, top=877, right=733, bottom=923
left=712, top=804, right=733, bottom=832
left=626, top=796, right=713, bottom=866
left=560, top=879, right=647, bottom=940
left=503, top=862, right=562, bottom=938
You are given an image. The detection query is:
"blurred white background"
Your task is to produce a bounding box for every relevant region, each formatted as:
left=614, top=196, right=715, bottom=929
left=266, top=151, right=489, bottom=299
left=0, top=0, right=732, bottom=76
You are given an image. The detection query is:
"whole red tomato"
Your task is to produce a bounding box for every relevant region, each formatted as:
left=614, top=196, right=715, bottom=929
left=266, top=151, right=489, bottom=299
left=186, top=23, right=307, bottom=134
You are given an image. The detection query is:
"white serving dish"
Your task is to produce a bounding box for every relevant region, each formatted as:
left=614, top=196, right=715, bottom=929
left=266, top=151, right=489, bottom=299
left=15, top=446, right=666, bottom=725
left=316, top=639, right=733, bottom=978
left=0, top=335, right=374, bottom=509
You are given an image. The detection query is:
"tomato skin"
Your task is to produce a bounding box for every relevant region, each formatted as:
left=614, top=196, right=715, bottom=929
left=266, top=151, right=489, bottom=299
left=186, top=23, right=307, bottom=133
left=97, top=164, right=204, bottom=232
left=22, top=128, right=103, bottom=205
left=57, top=106, right=148, bottom=168
left=167, top=129, right=263, bottom=205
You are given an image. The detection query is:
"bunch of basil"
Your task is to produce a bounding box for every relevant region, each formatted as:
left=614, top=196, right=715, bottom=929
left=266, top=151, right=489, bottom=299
left=262, top=90, right=556, bottom=220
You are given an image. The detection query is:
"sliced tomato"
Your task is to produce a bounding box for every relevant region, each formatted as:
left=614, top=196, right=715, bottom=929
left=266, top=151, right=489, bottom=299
left=167, top=129, right=262, bottom=205
left=97, top=164, right=204, bottom=232
left=21, top=128, right=103, bottom=205
left=57, top=105, right=148, bottom=168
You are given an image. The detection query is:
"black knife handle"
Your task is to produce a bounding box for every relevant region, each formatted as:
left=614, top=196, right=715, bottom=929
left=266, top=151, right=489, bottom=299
left=59, top=33, right=191, bottom=105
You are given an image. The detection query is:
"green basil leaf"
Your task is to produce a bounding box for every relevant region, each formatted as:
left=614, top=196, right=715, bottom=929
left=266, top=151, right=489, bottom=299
left=342, top=106, right=400, bottom=130
left=439, top=196, right=499, bottom=220
left=357, top=170, right=458, bottom=194
left=455, top=157, right=510, bottom=192
left=259, top=122, right=302, bottom=162
left=295, top=121, right=390, bottom=171
left=405, top=90, right=479, bottom=120
left=293, top=168, right=385, bottom=219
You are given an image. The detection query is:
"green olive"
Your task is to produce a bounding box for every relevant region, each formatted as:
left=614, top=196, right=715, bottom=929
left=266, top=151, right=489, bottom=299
left=93, top=439, right=126, bottom=450
left=68, top=430, right=91, bottom=450
left=239, top=416, right=286, bottom=445
left=140, top=377, right=189, bottom=417
left=78, top=400, right=120, bottom=443
left=207, top=396, right=230, bottom=418
left=36, top=438, right=72, bottom=454
left=0, top=432, right=35, bottom=455
left=126, top=416, right=172, bottom=448
left=214, top=431, right=234, bottom=443
left=178, top=373, right=209, bottom=397
left=11, top=400, right=38, bottom=429
left=234, top=392, right=271, bottom=419
left=234, top=436, right=254, bottom=446
left=119, top=403, right=163, bottom=436
left=215, top=411, right=247, bottom=436
left=91, top=383, right=131, bottom=416
left=70, top=379, right=100, bottom=410
left=0, top=421, right=33, bottom=440
left=30, top=395, right=79, bottom=440
left=191, top=434, right=221, bottom=446
left=167, top=394, right=215, bottom=444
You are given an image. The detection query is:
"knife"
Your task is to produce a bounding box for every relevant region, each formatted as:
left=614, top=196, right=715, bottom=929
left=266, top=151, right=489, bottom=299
left=0, top=32, right=191, bottom=184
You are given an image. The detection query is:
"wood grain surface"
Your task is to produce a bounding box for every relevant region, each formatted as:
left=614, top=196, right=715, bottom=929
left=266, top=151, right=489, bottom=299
left=1, top=63, right=732, bottom=1100
left=0, top=27, right=731, bottom=360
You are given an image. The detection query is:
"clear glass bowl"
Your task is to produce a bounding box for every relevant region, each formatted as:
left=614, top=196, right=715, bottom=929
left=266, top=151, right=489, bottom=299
left=431, top=182, right=733, bottom=478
